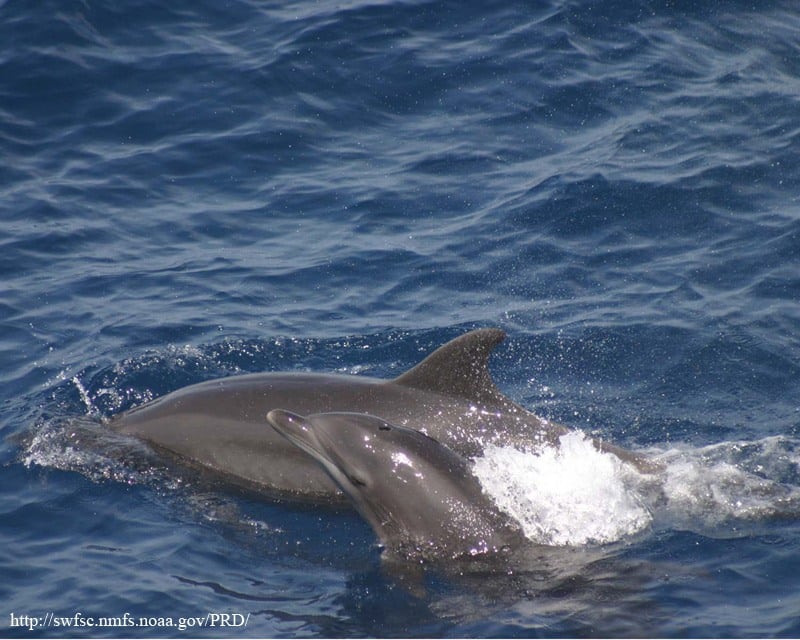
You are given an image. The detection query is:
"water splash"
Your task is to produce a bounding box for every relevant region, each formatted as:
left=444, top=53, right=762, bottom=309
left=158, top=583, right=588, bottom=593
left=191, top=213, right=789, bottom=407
left=21, top=415, right=174, bottom=490
left=473, top=432, right=800, bottom=547
left=649, top=436, right=800, bottom=529
left=71, top=375, right=101, bottom=419
left=473, top=432, right=652, bottom=546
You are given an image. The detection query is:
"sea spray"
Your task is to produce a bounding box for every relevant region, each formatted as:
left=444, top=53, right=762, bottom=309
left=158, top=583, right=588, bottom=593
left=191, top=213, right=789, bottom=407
left=472, top=432, right=652, bottom=545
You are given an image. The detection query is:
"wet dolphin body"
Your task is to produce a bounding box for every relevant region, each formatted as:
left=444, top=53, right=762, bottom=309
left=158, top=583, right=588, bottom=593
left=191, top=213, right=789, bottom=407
left=109, top=328, right=651, bottom=501
left=266, top=410, right=527, bottom=559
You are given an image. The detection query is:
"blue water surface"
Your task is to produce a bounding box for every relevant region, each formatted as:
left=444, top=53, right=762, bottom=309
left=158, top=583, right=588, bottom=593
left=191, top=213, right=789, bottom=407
left=3, top=0, right=800, bottom=636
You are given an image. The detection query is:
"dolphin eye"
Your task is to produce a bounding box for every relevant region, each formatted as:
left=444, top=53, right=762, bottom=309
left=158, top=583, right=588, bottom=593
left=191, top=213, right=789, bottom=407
left=378, top=424, right=391, bottom=431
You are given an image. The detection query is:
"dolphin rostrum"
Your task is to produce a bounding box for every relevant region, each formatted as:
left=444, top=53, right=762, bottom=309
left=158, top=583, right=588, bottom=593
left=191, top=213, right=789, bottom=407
left=109, top=328, right=653, bottom=501
left=266, top=410, right=527, bottom=559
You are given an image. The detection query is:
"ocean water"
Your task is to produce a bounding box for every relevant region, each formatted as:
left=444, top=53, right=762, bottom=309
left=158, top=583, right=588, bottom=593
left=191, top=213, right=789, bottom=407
left=3, top=0, right=800, bottom=636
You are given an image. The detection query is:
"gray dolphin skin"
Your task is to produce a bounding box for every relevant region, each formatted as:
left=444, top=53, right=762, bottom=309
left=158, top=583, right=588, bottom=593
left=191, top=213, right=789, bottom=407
left=109, top=328, right=652, bottom=501
left=266, top=410, right=527, bottom=559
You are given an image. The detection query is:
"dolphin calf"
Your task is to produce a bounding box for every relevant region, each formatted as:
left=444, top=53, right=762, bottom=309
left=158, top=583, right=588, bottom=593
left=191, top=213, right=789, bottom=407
left=109, top=328, right=652, bottom=501
left=266, top=410, right=527, bottom=559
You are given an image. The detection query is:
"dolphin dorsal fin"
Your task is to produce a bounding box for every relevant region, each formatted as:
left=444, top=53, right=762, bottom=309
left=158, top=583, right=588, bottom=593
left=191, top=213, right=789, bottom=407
left=393, top=328, right=507, bottom=403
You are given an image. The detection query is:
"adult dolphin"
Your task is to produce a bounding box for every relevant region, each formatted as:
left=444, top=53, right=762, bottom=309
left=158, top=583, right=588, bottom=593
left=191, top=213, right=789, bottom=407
left=266, top=409, right=528, bottom=560
left=109, top=328, right=652, bottom=501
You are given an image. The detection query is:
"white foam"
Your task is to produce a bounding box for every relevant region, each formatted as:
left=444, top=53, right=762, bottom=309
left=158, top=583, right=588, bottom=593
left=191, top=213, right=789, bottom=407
left=22, top=416, right=173, bottom=489
left=473, top=432, right=800, bottom=546
left=648, top=437, right=800, bottom=529
left=472, top=432, right=652, bottom=546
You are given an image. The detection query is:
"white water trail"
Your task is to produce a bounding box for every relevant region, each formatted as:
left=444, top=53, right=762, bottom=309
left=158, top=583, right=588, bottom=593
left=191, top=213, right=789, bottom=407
left=473, top=432, right=800, bottom=546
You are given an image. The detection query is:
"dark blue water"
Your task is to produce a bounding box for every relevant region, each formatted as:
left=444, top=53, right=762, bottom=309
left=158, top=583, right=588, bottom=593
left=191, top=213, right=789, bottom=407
left=3, top=0, right=800, bottom=636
